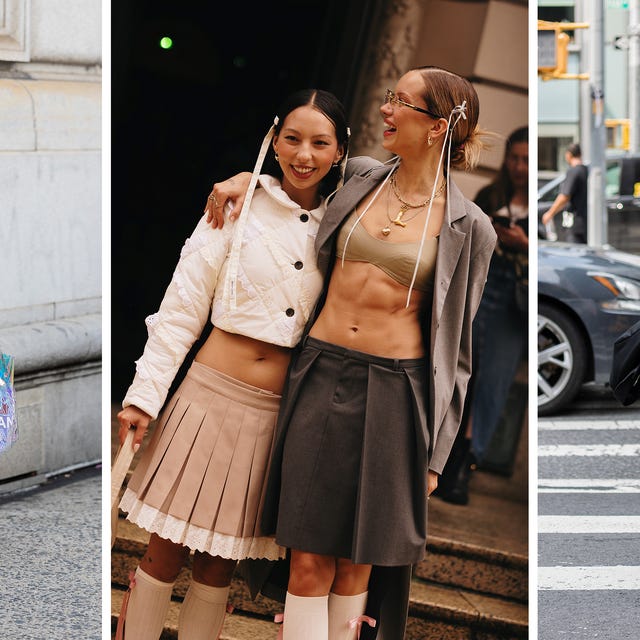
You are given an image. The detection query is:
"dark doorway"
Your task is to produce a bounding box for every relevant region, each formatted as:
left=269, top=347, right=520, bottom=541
left=111, top=1, right=382, bottom=401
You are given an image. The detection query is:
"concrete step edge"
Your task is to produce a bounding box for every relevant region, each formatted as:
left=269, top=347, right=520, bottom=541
left=409, top=580, right=528, bottom=635
left=426, top=534, right=528, bottom=569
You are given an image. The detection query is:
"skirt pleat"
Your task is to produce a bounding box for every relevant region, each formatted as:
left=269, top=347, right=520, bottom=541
left=119, top=361, right=285, bottom=560
left=271, top=336, right=430, bottom=566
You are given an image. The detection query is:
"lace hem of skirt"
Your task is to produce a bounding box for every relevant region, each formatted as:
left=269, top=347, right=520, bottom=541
left=119, top=488, right=286, bottom=561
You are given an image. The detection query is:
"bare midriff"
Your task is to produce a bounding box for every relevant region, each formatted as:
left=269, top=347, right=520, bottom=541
left=309, top=259, right=426, bottom=359
left=195, top=328, right=292, bottom=394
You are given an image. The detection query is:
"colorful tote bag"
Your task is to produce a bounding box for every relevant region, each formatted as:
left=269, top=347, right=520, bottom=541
left=0, top=353, right=17, bottom=453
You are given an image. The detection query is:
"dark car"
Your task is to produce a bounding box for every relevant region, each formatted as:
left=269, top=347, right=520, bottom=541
left=538, top=240, right=640, bottom=414
left=538, top=153, right=640, bottom=253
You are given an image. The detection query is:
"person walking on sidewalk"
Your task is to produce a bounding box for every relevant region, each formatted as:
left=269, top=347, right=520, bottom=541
left=114, top=89, right=349, bottom=640
left=206, top=66, right=497, bottom=640
left=541, top=142, right=588, bottom=243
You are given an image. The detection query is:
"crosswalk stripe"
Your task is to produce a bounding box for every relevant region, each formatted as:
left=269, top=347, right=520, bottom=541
left=539, top=420, right=640, bottom=430
left=538, top=515, right=640, bottom=533
left=539, top=566, right=640, bottom=590
left=538, top=444, right=640, bottom=456
left=538, top=479, right=640, bottom=493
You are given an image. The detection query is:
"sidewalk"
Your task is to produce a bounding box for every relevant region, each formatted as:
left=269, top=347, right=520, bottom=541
left=0, top=465, right=102, bottom=640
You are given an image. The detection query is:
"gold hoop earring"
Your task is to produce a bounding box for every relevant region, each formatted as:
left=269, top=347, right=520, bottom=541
left=427, top=135, right=433, bottom=147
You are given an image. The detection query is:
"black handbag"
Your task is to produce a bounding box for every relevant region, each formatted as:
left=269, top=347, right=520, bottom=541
left=609, top=320, right=640, bottom=406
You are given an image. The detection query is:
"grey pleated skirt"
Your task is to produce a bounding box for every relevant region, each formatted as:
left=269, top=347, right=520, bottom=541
left=271, top=336, right=430, bottom=566
left=119, top=361, right=286, bottom=561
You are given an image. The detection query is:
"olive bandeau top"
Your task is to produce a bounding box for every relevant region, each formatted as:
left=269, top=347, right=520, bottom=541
left=335, top=209, right=438, bottom=292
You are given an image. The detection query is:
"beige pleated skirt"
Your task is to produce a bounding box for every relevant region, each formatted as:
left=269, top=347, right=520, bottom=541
left=119, top=361, right=286, bottom=560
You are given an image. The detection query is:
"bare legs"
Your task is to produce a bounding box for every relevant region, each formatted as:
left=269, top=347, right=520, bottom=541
left=120, top=534, right=237, bottom=640
left=283, top=550, right=372, bottom=640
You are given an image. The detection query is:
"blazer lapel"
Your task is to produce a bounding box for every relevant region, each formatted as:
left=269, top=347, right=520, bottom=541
left=431, top=180, right=468, bottom=329
left=315, top=169, right=391, bottom=271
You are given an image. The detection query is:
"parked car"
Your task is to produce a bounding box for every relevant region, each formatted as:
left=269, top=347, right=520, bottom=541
left=538, top=153, right=640, bottom=254
left=538, top=240, right=640, bottom=414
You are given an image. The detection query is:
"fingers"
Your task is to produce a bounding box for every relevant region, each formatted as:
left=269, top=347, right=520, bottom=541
left=116, top=408, right=150, bottom=452
left=204, top=186, right=225, bottom=228
left=131, top=425, right=146, bottom=453
left=117, top=421, right=145, bottom=452
left=426, top=470, right=439, bottom=496
left=229, top=194, right=245, bottom=221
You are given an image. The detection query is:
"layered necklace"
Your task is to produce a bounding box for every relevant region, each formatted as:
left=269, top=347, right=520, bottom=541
left=382, top=170, right=446, bottom=236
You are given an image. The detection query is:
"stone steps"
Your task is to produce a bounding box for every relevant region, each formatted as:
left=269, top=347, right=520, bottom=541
left=111, top=512, right=527, bottom=639
left=110, top=403, right=528, bottom=639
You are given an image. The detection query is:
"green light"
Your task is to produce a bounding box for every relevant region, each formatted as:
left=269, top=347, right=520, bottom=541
left=159, top=36, right=173, bottom=50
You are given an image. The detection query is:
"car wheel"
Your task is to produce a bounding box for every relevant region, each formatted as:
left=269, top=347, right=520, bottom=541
left=538, top=302, right=588, bottom=415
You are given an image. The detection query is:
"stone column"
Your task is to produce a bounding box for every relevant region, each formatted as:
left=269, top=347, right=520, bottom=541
left=350, top=0, right=426, bottom=159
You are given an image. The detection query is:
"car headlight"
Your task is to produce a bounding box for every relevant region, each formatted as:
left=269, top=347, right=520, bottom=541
left=588, top=272, right=640, bottom=311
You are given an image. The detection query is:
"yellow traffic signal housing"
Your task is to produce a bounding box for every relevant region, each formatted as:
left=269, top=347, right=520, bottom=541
left=538, top=20, right=590, bottom=80
left=556, top=32, right=569, bottom=76
left=606, top=119, right=631, bottom=151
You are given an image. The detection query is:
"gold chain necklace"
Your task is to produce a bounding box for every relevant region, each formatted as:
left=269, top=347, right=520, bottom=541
left=382, top=171, right=446, bottom=236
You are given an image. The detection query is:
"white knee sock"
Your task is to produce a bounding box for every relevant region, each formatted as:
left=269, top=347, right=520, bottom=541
left=120, top=567, right=174, bottom=640
left=328, top=592, right=369, bottom=640
left=283, top=592, right=329, bottom=640
left=178, top=580, right=230, bottom=640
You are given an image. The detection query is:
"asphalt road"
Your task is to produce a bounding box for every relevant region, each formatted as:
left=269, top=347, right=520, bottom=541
left=537, top=385, right=640, bottom=639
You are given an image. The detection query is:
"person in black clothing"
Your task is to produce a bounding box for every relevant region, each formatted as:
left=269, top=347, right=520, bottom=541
left=541, top=142, right=588, bottom=243
left=434, top=126, right=528, bottom=505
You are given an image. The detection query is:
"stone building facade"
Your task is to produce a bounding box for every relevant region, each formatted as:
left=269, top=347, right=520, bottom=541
left=349, top=0, right=528, bottom=197
left=0, top=0, right=101, bottom=493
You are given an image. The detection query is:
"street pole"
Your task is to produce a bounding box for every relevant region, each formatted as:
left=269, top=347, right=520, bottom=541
left=578, top=2, right=591, bottom=161
left=587, top=0, right=607, bottom=247
left=630, top=0, right=640, bottom=153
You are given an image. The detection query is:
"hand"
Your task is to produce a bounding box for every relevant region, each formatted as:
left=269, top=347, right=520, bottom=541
left=495, top=223, right=528, bottom=251
left=427, top=470, right=439, bottom=496
left=204, top=172, right=253, bottom=229
left=541, top=209, right=555, bottom=226
left=117, top=405, right=152, bottom=453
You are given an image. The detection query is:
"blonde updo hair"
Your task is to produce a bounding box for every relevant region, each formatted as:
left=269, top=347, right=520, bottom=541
left=412, top=65, right=486, bottom=171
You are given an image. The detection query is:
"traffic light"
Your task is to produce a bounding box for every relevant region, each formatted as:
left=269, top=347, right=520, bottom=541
left=605, top=119, right=631, bottom=151
left=538, top=20, right=590, bottom=80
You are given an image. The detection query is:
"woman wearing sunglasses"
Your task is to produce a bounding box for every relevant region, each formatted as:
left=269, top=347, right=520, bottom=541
left=205, top=66, right=496, bottom=640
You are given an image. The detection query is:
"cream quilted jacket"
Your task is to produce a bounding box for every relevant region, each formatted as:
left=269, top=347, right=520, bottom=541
left=123, top=175, right=325, bottom=419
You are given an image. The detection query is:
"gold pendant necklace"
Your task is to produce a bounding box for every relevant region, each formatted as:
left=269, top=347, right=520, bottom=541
left=381, top=171, right=446, bottom=236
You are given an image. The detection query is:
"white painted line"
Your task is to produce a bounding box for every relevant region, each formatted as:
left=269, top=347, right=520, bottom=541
left=539, top=566, right=640, bottom=590
left=539, top=420, right=640, bottom=430
left=538, top=444, right=640, bottom=457
left=538, top=515, right=640, bottom=533
left=538, top=479, right=640, bottom=493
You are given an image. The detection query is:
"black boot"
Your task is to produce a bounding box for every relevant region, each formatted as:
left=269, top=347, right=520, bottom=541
left=433, top=437, right=475, bottom=505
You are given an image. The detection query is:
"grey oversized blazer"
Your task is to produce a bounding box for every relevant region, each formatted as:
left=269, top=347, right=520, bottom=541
left=312, top=157, right=497, bottom=640
left=253, top=156, right=497, bottom=640
left=315, top=157, right=497, bottom=474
